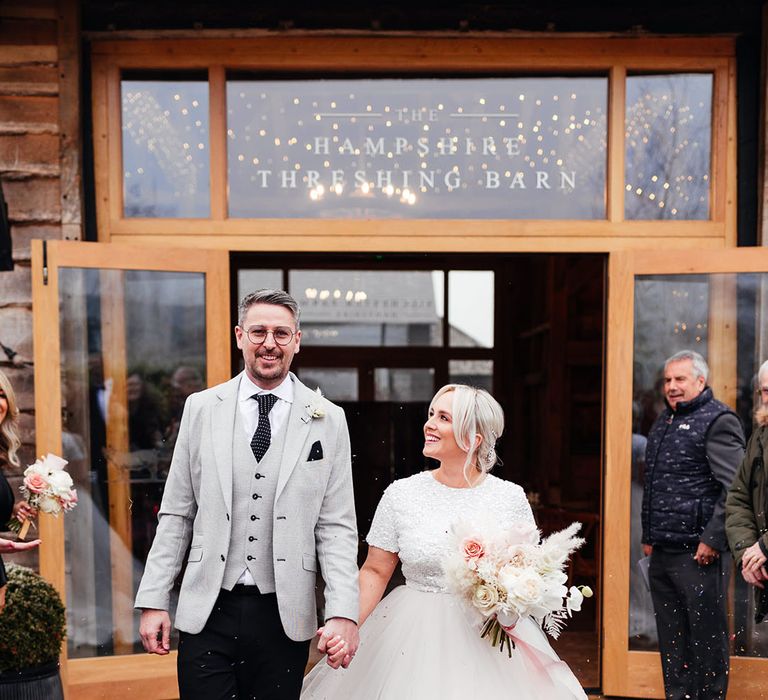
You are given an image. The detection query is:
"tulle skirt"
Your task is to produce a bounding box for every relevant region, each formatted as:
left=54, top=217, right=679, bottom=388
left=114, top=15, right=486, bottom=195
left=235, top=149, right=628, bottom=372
left=301, top=585, right=586, bottom=700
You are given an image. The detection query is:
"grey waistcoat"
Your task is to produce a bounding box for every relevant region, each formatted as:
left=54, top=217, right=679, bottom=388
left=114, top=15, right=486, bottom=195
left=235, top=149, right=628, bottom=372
left=222, top=402, right=288, bottom=592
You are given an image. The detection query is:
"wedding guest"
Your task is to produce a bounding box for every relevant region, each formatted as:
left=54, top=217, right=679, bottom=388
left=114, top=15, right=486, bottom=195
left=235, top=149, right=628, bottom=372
left=642, top=350, right=744, bottom=700
left=726, top=359, right=768, bottom=616
left=0, top=370, right=41, bottom=611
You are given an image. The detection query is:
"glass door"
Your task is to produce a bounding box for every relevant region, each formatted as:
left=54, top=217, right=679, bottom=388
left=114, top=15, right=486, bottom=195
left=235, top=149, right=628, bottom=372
left=31, top=240, right=229, bottom=698
left=603, top=248, right=768, bottom=698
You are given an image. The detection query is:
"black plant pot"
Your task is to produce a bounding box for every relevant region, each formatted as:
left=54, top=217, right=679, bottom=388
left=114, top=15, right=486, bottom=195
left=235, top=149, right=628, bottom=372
left=0, top=660, right=64, bottom=700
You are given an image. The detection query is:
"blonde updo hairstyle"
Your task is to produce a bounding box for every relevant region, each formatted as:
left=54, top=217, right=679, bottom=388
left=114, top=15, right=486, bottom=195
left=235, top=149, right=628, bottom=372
left=0, top=369, right=21, bottom=469
left=429, top=384, right=504, bottom=485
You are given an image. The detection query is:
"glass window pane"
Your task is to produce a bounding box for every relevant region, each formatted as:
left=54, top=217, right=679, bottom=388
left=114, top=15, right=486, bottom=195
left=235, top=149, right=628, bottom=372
left=449, top=359, right=493, bottom=392
left=227, top=77, right=607, bottom=219
left=629, top=271, right=768, bottom=658
left=630, top=274, right=709, bottom=651
left=289, top=270, right=443, bottom=346
left=122, top=78, right=210, bottom=217
left=374, top=368, right=435, bottom=402
left=297, top=368, right=358, bottom=402
left=625, top=74, right=712, bottom=220
left=59, top=268, right=206, bottom=658
left=237, top=268, right=283, bottom=303
left=449, top=271, right=494, bottom=347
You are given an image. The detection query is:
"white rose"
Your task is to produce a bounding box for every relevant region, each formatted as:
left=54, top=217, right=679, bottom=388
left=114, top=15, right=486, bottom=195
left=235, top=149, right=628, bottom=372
left=37, top=495, right=61, bottom=514
left=24, top=459, right=48, bottom=478
left=507, top=569, right=544, bottom=608
left=472, top=584, right=500, bottom=614
left=48, top=469, right=74, bottom=496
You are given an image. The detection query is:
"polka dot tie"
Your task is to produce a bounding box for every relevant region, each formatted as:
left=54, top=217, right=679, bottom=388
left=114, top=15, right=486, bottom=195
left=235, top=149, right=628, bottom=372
left=250, top=393, right=279, bottom=462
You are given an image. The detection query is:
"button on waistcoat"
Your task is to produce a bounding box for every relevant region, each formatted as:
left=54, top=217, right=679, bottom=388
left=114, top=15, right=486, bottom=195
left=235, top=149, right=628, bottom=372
left=222, top=401, right=287, bottom=591
left=642, top=387, right=734, bottom=548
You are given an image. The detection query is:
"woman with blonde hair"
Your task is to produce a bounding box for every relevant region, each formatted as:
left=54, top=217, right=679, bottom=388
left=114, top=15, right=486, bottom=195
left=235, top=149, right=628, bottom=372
left=302, top=384, right=585, bottom=699
left=0, top=370, right=41, bottom=610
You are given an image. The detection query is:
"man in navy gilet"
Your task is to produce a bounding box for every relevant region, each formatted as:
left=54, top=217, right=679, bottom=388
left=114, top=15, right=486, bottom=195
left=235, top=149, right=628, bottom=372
left=642, top=350, right=745, bottom=700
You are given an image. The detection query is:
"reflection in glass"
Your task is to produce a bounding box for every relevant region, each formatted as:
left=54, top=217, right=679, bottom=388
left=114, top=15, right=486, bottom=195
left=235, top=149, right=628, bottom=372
left=59, top=268, right=206, bottom=658
left=227, top=77, right=607, bottom=219
left=449, top=360, right=493, bottom=392
left=237, top=269, right=284, bottom=303
left=289, top=270, right=443, bottom=346
left=449, top=271, right=494, bottom=347
left=374, top=368, right=435, bottom=402
left=625, top=74, right=712, bottom=220
left=297, top=368, right=358, bottom=402
left=122, top=79, right=210, bottom=217
left=629, top=272, right=768, bottom=659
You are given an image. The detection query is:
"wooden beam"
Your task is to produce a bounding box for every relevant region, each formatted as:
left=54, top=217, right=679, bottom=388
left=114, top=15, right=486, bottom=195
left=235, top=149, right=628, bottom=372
left=208, top=65, right=227, bottom=220
left=607, top=65, right=626, bottom=224
left=99, top=270, right=134, bottom=655
left=57, top=0, right=83, bottom=241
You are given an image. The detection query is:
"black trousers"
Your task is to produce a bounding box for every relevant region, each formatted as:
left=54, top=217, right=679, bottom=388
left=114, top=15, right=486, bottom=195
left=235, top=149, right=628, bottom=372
left=649, top=548, right=731, bottom=700
left=177, top=587, right=310, bottom=700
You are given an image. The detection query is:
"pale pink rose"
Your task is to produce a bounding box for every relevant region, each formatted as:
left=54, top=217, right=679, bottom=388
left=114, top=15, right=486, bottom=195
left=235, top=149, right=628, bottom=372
left=462, top=537, right=485, bottom=561
left=23, top=472, right=48, bottom=494
left=62, top=489, right=78, bottom=511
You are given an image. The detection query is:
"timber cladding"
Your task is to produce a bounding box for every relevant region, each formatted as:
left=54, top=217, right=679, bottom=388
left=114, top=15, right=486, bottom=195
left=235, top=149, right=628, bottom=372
left=0, top=0, right=79, bottom=577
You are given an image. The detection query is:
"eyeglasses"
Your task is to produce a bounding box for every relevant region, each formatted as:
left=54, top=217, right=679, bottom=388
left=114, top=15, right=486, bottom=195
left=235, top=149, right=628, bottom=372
left=760, top=387, right=768, bottom=396
left=240, top=325, right=295, bottom=346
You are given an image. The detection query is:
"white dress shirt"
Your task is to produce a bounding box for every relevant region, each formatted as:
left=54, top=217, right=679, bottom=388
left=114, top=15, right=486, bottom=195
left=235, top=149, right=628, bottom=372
left=238, top=371, right=294, bottom=439
left=235, top=372, right=293, bottom=586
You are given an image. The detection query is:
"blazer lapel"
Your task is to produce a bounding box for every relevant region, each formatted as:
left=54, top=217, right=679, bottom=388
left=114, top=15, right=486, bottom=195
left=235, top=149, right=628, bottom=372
left=275, top=375, right=315, bottom=500
left=212, top=374, right=240, bottom=514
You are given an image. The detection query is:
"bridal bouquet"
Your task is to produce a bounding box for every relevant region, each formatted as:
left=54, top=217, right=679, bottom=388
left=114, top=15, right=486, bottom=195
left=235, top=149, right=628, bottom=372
left=444, top=519, right=592, bottom=656
left=6, top=453, right=77, bottom=540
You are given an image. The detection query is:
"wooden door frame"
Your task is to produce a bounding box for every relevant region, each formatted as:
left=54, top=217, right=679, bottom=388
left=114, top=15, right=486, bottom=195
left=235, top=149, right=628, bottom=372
left=31, top=240, right=230, bottom=700
left=603, top=248, right=768, bottom=699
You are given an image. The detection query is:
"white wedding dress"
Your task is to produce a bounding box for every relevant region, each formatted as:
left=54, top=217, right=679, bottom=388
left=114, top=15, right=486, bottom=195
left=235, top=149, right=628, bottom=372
left=301, top=471, right=587, bottom=699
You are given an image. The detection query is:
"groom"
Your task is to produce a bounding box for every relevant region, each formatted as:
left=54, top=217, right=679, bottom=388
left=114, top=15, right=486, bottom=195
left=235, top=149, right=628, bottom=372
left=136, top=289, right=360, bottom=699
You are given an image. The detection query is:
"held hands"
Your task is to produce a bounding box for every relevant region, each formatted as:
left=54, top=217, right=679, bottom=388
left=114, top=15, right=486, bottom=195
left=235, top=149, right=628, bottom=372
left=139, top=609, right=172, bottom=655
left=642, top=544, right=653, bottom=557
left=693, top=542, right=719, bottom=566
left=316, top=617, right=359, bottom=669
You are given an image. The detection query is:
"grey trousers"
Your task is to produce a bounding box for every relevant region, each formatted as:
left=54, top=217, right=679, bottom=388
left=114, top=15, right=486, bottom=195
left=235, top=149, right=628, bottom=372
left=649, top=547, right=731, bottom=700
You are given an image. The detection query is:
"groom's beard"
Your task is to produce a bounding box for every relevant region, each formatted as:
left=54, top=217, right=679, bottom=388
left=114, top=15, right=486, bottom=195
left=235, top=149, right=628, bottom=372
left=247, top=349, right=290, bottom=384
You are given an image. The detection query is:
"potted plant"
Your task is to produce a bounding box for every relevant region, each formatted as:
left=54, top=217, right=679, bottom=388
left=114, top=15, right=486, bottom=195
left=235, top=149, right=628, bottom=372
left=0, top=564, right=65, bottom=699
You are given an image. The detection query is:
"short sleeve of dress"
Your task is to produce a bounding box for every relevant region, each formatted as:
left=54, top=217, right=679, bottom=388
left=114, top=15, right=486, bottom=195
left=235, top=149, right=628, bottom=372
left=508, top=483, right=536, bottom=526
left=366, top=485, right=399, bottom=553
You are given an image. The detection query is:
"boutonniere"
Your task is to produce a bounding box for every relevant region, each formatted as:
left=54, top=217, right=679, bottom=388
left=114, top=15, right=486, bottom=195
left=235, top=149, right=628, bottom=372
left=306, top=387, right=325, bottom=419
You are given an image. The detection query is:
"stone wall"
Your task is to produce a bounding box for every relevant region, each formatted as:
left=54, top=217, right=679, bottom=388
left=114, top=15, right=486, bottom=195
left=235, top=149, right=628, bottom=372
left=0, top=0, right=81, bottom=570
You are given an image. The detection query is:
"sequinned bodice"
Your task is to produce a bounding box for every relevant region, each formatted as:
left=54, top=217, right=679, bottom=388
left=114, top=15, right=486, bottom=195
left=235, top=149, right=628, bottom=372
left=366, top=471, right=535, bottom=593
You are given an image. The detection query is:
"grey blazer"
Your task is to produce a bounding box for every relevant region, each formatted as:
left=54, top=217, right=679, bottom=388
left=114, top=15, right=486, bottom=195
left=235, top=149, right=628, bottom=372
left=134, top=372, right=360, bottom=641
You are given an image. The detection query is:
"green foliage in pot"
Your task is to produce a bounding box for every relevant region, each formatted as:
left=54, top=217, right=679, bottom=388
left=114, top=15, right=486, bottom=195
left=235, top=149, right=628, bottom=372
left=0, top=565, right=66, bottom=672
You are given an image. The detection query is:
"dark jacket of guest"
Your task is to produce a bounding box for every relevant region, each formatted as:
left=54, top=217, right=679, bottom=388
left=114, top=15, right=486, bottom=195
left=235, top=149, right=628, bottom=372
left=642, top=387, right=744, bottom=551
left=0, top=470, right=15, bottom=587
left=725, top=412, right=768, bottom=620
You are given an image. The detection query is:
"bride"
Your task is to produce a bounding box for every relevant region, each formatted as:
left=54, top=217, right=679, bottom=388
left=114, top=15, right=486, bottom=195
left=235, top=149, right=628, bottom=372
left=301, top=384, right=586, bottom=699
